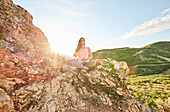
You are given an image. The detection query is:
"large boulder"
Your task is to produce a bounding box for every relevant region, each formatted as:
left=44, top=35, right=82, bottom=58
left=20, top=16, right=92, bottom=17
left=0, top=48, right=155, bottom=112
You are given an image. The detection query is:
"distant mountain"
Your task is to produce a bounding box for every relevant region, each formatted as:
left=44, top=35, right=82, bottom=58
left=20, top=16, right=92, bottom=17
left=93, top=41, right=170, bottom=76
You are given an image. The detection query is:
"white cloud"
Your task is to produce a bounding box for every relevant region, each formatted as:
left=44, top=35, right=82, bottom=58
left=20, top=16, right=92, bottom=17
left=117, top=8, right=170, bottom=40
left=161, top=8, right=170, bottom=16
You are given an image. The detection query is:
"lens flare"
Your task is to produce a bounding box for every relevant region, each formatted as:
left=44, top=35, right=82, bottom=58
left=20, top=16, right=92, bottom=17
left=114, top=64, right=120, bottom=70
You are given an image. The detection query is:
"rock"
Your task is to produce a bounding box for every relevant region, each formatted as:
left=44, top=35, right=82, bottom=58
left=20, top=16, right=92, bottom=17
left=0, top=88, right=15, bottom=112
left=0, top=53, right=153, bottom=111
left=0, top=78, right=24, bottom=94
left=0, top=0, right=51, bottom=58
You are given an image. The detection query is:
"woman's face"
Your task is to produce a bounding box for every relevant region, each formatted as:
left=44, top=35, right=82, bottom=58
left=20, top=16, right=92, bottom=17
left=80, top=38, right=85, bottom=45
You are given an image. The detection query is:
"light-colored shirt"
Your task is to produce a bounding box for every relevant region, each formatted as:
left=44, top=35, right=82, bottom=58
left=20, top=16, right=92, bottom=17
left=78, top=47, right=89, bottom=62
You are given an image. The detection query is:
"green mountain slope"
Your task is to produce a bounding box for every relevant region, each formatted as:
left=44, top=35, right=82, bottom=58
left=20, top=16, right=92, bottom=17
left=93, top=41, right=170, bottom=76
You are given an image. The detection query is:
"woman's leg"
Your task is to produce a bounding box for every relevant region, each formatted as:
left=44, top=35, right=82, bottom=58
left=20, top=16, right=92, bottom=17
left=72, top=60, right=86, bottom=68
left=84, top=60, right=96, bottom=67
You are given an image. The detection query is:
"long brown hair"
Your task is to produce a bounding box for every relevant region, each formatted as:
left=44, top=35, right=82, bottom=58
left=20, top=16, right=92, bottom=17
left=73, top=37, right=85, bottom=57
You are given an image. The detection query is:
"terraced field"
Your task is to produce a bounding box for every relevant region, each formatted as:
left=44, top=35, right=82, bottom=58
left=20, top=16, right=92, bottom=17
left=126, top=74, right=170, bottom=111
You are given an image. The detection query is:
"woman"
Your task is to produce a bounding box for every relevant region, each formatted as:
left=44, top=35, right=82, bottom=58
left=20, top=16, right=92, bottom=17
left=73, top=37, right=96, bottom=69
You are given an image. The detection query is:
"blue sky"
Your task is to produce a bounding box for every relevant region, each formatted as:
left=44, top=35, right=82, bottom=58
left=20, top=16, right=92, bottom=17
left=13, top=0, right=170, bottom=56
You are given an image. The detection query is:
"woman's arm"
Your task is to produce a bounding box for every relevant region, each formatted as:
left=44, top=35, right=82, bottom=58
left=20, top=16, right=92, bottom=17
left=73, top=49, right=80, bottom=57
left=73, top=52, right=78, bottom=57
left=87, top=47, right=93, bottom=60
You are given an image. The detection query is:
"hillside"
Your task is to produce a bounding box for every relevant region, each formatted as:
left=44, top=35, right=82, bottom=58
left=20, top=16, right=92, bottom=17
left=93, top=41, right=170, bottom=76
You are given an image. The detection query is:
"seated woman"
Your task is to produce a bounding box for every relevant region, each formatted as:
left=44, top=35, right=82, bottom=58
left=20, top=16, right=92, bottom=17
left=73, top=37, right=96, bottom=69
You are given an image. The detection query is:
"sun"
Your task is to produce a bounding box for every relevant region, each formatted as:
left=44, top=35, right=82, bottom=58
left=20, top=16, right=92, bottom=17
left=49, top=40, right=74, bottom=57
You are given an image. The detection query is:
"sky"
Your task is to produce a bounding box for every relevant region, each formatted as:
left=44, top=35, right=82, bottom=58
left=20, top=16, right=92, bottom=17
left=13, top=0, right=170, bottom=57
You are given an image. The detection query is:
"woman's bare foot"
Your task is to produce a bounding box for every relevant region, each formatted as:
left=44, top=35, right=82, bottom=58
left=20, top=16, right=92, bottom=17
left=81, top=67, right=89, bottom=72
left=83, top=67, right=89, bottom=70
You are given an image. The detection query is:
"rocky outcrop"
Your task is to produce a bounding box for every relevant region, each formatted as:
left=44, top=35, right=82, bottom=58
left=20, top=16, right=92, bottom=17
left=0, top=47, right=155, bottom=112
left=0, top=0, right=51, bottom=58
left=0, top=0, right=156, bottom=112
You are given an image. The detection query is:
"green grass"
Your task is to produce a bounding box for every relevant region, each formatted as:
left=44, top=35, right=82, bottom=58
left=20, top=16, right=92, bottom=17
left=150, top=41, right=170, bottom=53
left=93, top=47, right=139, bottom=66
left=129, top=88, right=169, bottom=109
left=127, top=74, right=170, bottom=85
left=136, top=64, right=170, bottom=76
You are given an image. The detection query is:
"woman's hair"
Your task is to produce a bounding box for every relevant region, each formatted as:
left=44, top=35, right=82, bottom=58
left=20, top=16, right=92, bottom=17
left=73, top=37, right=85, bottom=57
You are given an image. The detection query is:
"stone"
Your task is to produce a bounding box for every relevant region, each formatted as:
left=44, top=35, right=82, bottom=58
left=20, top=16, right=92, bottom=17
left=0, top=0, right=51, bottom=58
left=0, top=88, right=15, bottom=111
left=0, top=48, right=154, bottom=112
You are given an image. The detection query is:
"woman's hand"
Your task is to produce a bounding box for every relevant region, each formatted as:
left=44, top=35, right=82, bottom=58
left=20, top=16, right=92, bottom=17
left=81, top=58, right=88, bottom=62
left=87, top=47, right=93, bottom=60
left=73, top=52, right=78, bottom=57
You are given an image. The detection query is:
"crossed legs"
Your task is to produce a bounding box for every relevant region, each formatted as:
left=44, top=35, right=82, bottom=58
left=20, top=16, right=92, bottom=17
left=73, top=60, right=96, bottom=69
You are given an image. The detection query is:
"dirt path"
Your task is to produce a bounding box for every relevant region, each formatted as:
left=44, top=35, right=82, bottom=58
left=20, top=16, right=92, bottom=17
left=156, top=55, right=170, bottom=62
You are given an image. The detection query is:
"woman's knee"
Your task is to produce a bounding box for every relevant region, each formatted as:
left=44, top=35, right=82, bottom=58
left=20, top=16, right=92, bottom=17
left=72, top=60, right=85, bottom=68
left=91, top=60, right=96, bottom=65
left=85, top=60, right=96, bottom=67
